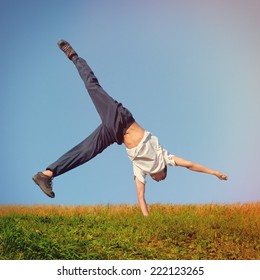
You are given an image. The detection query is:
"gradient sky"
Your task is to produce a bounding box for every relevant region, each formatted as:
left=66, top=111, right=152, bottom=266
left=1, top=0, right=259, bottom=207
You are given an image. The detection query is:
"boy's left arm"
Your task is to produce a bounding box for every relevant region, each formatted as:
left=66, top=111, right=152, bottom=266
left=172, top=156, right=228, bottom=180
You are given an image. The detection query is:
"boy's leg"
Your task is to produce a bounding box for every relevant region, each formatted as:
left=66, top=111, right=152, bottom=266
left=33, top=124, right=113, bottom=198
left=72, top=56, right=118, bottom=124
left=58, top=40, right=135, bottom=144
left=57, top=40, right=117, bottom=122
left=47, top=124, right=113, bottom=177
left=72, top=56, right=135, bottom=144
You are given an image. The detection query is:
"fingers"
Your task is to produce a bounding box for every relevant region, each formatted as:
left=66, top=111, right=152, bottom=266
left=220, top=174, right=228, bottom=180
left=215, top=172, right=228, bottom=180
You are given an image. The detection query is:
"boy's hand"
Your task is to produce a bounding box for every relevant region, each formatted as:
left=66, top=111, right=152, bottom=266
left=215, top=172, right=228, bottom=180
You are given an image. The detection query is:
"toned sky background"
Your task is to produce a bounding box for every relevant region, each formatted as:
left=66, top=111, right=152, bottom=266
left=1, top=0, right=259, bottom=207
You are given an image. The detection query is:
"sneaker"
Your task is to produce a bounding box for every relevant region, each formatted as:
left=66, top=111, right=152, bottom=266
left=57, top=39, right=78, bottom=60
left=32, top=172, right=55, bottom=198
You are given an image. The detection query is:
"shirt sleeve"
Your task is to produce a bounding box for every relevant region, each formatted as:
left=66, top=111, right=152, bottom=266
left=133, top=164, right=147, bottom=184
left=163, top=148, right=177, bottom=167
left=168, top=154, right=177, bottom=166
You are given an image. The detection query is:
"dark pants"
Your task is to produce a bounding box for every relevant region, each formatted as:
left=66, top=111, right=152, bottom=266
left=47, top=57, right=135, bottom=177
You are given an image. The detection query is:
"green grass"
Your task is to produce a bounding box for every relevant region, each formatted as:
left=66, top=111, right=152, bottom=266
left=0, top=203, right=259, bottom=260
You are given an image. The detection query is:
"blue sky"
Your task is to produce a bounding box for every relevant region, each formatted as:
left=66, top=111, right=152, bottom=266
left=1, top=0, right=259, bottom=207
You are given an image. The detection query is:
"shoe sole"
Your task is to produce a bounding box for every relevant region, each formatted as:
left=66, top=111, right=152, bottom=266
left=32, top=176, right=55, bottom=198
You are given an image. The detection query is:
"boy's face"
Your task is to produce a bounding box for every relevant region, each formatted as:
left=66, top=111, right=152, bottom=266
left=150, top=169, right=167, bottom=182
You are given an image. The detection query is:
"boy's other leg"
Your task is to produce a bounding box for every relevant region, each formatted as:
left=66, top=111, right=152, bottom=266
left=47, top=124, right=113, bottom=177
left=33, top=124, right=114, bottom=197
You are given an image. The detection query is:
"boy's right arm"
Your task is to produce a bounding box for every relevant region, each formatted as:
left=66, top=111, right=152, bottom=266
left=135, top=177, right=149, bottom=216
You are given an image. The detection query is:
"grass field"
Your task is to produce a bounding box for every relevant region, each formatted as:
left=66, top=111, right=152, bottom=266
left=0, top=203, right=259, bottom=260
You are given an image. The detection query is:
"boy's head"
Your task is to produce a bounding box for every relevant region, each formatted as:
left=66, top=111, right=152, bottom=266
left=150, top=166, right=167, bottom=182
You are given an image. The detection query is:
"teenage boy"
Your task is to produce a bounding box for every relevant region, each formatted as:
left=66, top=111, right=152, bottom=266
left=33, top=40, right=228, bottom=216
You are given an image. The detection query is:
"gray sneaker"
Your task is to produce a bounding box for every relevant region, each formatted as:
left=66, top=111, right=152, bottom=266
left=57, top=39, right=78, bottom=60
left=32, top=172, right=55, bottom=198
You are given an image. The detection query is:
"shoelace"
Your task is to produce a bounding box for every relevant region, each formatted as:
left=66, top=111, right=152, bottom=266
left=48, top=177, right=53, bottom=188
